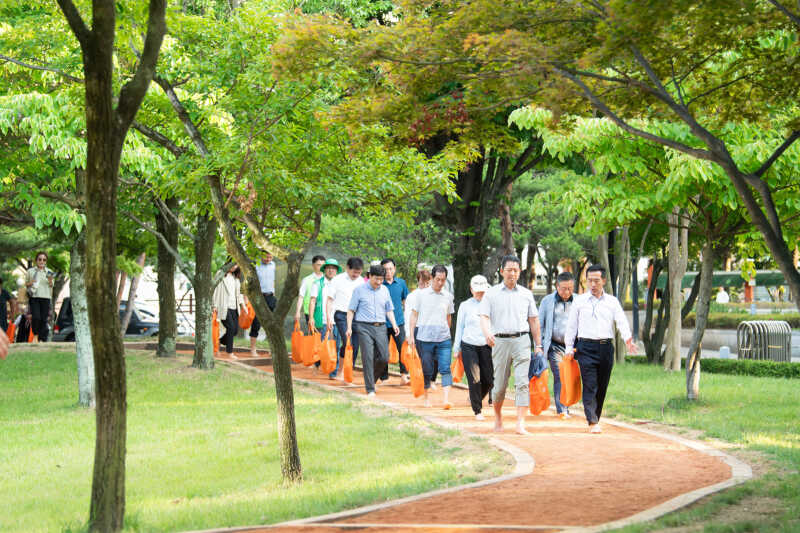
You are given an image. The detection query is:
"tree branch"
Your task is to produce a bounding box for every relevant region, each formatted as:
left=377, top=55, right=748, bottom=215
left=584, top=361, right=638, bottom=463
left=123, top=210, right=196, bottom=283
left=0, top=54, right=84, bottom=83
left=154, top=76, right=211, bottom=157
left=132, top=121, right=186, bottom=157
left=38, top=189, right=81, bottom=209
left=767, top=0, right=800, bottom=29
left=116, top=0, right=167, bottom=131
left=54, top=0, right=91, bottom=49
left=753, top=129, right=800, bottom=178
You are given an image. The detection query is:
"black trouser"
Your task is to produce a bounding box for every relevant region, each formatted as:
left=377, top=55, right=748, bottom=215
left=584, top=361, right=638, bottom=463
left=354, top=322, right=389, bottom=393
left=461, top=342, right=494, bottom=415
left=380, top=326, right=407, bottom=380
left=249, top=292, right=277, bottom=338
left=220, top=308, right=239, bottom=354
left=30, top=297, right=50, bottom=341
left=575, top=338, right=614, bottom=425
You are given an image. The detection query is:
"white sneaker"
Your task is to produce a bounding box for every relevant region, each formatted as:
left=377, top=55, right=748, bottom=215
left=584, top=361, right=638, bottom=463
left=367, top=392, right=376, bottom=398
left=475, top=413, right=485, bottom=421
left=590, top=424, right=602, bottom=434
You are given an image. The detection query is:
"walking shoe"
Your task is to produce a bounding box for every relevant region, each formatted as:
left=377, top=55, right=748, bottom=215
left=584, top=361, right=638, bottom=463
left=589, top=424, right=602, bottom=434
left=401, top=374, right=411, bottom=385
left=367, top=391, right=376, bottom=398
left=429, top=382, right=437, bottom=391
left=559, top=412, right=571, bottom=420
left=443, top=402, right=453, bottom=410
left=475, top=413, right=485, bottom=421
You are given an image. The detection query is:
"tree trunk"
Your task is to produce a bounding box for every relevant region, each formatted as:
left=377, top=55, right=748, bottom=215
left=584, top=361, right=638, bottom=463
left=155, top=197, right=178, bottom=357
left=685, top=241, right=715, bottom=399
left=192, top=213, right=217, bottom=369
left=71, top=229, right=95, bottom=408
left=499, top=182, right=515, bottom=256
left=597, top=233, right=614, bottom=295
left=681, top=269, right=702, bottom=319
left=120, top=253, right=146, bottom=335
left=616, top=226, right=631, bottom=301
left=206, top=173, right=304, bottom=482
left=664, top=208, right=688, bottom=371
left=643, top=259, right=670, bottom=364
left=115, top=272, right=127, bottom=308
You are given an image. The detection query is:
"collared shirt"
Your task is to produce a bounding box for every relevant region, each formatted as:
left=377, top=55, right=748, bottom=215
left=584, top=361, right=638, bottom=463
left=564, top=291, right=632, bottom=353
left=256, top=261, right=276, bottom=293
left=404, top=288, right=421, bottom=337
left=330, top=272, right=365, bottom=313
left=551, top=292, right=573, bottom=345
left=453, top=297, right=486, bottom=353
left=299, top=272, right=323, bottom=314
left=479, top=282, right=538, bottom=334
left=412, top=286, right=454, bottom=342
left=349, top=282, right=393, bottom=323
left=27, top=267, right=53, bottom=300
left=383, top=277, right=409, bottom=327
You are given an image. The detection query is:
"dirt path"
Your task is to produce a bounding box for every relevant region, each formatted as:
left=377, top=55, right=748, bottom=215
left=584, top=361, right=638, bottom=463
left=203, top=354, right=749, bottom=533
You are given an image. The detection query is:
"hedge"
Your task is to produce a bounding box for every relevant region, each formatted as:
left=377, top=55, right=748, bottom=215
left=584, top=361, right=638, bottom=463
left=625, top=355, right=800, bottom=379
left=681, top=312, right=800, bottom=329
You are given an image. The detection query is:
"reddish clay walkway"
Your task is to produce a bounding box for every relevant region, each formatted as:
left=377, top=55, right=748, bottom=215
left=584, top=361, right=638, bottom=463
left=207, top=354, right=750, bottom=533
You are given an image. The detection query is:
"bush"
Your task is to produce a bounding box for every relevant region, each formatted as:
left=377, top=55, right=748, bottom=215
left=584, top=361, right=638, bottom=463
left=682, top=312, right=800, bottom=329
left=625, top=355, right=800, bottom=379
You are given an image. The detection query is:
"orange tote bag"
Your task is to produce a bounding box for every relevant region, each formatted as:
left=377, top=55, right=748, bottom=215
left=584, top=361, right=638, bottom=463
left=529, top=368, right=550, bottom=415
left=320, top=332, right=337, bottom=374
left=388, top=338, right=399, bottom=364
left=212, top=310, right=220, bottom=354
left=290, top=320, right=303, bottom=363
left=301, top=332, right=317, bottom=366
left=558, top=354, right=582, bottom=407
left=238, top=302, right=255, bottom=329
left=409, top=349, right=425, bottom=398
left=6, top=323, right=16, bottom=343
left=450, top=356, right=464, bottom=383
left=343, top=341, right=354, bottom=383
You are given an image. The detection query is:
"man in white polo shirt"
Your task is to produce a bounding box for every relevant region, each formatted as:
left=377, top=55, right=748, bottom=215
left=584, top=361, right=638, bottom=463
left=565, top=264, right=635, bottom=434
left=327, top=257, right=364, bottom=373
left=480, top=255, right=543, bottom=435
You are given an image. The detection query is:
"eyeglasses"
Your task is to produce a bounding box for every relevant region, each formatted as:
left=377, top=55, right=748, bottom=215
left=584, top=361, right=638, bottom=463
left=37, top=258, right=47, bottom=263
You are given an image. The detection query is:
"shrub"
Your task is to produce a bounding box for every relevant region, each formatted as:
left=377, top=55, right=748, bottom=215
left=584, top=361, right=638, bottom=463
left=625, top=355, right=800, bottom=379
left=682, top=312, right=800, bottom=329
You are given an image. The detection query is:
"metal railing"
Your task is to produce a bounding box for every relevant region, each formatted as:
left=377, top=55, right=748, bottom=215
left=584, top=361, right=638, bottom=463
left=736, top=320, right=792, bottom=362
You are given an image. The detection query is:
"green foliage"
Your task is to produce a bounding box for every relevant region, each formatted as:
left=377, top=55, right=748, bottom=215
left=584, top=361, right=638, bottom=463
left=625, top=355, right=800, bottom=379
left=320, top=211, right=453, bottom=282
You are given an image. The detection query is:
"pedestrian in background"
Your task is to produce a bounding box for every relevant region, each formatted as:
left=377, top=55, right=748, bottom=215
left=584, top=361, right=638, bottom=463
left=26, top=251, right=54, bottom=342
left=380, top=258, right=409, bottom=384
left=249, top=251, right=277, bottom=356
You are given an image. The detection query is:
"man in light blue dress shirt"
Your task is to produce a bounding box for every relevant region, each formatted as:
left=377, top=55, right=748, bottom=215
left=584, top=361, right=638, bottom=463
left=249, top=251, right=277, bottom=354
left=346, top=264, right=400, bottom=396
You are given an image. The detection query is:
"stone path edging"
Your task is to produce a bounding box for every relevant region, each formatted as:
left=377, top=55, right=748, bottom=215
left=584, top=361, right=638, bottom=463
left=189, top=356, right=753, bottom=532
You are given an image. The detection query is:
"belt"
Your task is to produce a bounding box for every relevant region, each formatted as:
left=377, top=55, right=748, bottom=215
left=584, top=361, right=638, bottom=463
left=578, top=337, right=613, bottom=344
left=495, top=331, right=528, bottom=338
left=262, top=292, right=274, bottom=296
left=355, top=321, right=385, bottom=327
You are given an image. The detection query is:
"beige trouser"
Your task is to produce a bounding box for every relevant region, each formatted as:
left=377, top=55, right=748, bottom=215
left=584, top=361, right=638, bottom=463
left=491, top=335, right=531, bottom=406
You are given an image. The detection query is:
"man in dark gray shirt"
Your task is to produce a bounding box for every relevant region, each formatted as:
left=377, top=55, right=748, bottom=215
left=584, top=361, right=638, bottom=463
left=533, top=272, right=574, bottom=418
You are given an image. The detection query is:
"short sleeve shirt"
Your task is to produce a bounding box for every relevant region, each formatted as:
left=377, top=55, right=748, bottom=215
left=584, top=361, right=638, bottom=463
left=383, top=278, right=409, bottom=327
left=479, top=282, right=538, bottom=334
left=348, top=283, right=393, bottom=323
left=27, top=267, right=53, bottom=299
left=412, top=287, right=454, bottom=342
left=329, top=273, right=365, bottom=313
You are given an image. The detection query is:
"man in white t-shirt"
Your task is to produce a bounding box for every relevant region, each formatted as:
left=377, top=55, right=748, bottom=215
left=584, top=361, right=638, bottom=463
left=409, top=265, right=455, bottom=408
left=327, top=257, right=365, bottom=372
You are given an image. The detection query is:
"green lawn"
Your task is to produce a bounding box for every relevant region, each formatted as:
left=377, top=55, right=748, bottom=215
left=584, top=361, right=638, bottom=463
left=0, top=347, right=508, bottom=533
left=605, top=364, right=800, bottom=532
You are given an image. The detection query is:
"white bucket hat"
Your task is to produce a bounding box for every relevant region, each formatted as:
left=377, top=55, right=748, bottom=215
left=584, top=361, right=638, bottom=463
left=470, top=274, right=489, bottom=292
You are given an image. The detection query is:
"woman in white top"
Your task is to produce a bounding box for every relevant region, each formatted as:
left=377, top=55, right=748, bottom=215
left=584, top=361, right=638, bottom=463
left=213, top=265, right=246, bottom=358
left=453, top=275, right=494, bottom=419
left=26, top=251, right=54, bottom=342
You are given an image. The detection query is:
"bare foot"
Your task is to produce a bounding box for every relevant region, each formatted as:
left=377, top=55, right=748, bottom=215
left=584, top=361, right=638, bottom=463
left=515, top=427, right=530, bottom=435
left=493, top=424, right=503, bottom=433
left=229, top=354, right=238, bottom=360
left=249, top=351, right=258, bottom=358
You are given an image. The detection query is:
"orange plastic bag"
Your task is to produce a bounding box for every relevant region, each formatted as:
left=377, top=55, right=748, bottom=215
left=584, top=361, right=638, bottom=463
left=343, top=341, right=354, bottom=383
left=400, top=340, right=412, bottom=368
left=301, top=333, right=317, bottom=366
left=238, top=301, right=255, bottom=329
left=388, top=338, right=399, bottom=364
left=6, top=323, right=16, bottom=343
left=291, top=320, right=303, bottom=363
left=451, top=356, right=464, bottom=383
left=408, top=348, right=425, bottom=398
left=558, top=354, right=582, bottom=407
left=320, top=332, right=337, bottom=374
left=529, top=368, right=550, bottom=415
left=212, top=310, right=220, bottom=355
left=28, top=327, right=34, bottom=343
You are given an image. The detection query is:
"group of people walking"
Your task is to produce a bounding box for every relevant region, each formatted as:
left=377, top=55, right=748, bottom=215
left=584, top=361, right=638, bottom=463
left=287, top=253, right=635, bottom=434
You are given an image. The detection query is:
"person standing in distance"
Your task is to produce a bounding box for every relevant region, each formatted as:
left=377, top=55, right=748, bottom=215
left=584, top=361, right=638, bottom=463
left=479, top=255, right=543, bottom=434
left=564, top=264, right=636, bottom=434
left=533, top=271, right=575, bottom=419
left=249, top=251, right=277, bottom=357
left=346, top=264, right=399, bottom=396
left=26, top=252, right=54, bottom=342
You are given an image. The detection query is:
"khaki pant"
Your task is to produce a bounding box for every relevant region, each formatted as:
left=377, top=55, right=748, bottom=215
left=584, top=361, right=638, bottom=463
left=491, top=335, right=531, bottom=406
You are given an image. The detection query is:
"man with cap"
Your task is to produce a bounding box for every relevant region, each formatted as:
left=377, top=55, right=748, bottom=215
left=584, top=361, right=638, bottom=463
left=453, top=274, right=493, bottom=420
left=308, top=258, right=342, bottom=378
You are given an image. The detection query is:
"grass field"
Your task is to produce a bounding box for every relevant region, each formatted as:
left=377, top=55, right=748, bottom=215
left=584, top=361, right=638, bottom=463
left=605, top=364, right=800, bottom=532
left=0, top=346, right=508, bottom=533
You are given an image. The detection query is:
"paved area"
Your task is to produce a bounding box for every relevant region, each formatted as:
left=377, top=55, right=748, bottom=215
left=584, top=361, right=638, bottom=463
left=199, top=353, right=751, bottom=533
